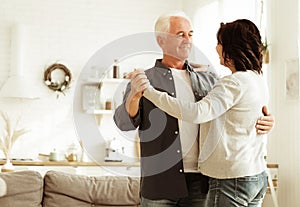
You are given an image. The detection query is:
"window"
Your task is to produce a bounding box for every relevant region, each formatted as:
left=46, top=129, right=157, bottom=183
left=192, top=0, right=263, bottom=77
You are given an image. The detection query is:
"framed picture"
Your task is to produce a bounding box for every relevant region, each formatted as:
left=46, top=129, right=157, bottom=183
left=82, top=84, right=100, bottom=111
left=285, top=59, right=300, bottom=100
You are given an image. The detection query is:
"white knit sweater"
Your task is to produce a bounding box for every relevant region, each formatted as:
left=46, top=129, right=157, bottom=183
left=143, top=70, right=269, bottom=179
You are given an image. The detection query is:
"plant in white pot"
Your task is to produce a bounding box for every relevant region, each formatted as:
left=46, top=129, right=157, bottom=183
left=0, top=112, right=29, bottom=172
left=262, top=36, right=270, bottom=64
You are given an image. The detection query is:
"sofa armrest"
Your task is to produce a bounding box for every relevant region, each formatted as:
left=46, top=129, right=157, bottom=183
left=0, top=177, right=6, bottom=197
left=43, top=170, right=140, bottom=207
left=0, top=170, right=43, bottom=207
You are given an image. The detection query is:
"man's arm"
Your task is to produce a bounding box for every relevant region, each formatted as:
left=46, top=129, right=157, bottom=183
left=113, top=69, right=149, bottom=131
left=125, top=92, right=142, bottom=117
left=256, top=106, right=275, bottom=134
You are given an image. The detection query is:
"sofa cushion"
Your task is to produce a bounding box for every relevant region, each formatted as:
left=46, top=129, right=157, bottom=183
left=0, top=170, right=43, bottom=207
left=43, top=170, right=140, bottom=207
left=0, top=177, right=6, bottom=197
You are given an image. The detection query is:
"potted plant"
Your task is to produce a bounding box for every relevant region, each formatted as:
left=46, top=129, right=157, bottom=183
left=0, top=112, right=29, bottom=172
left=262, top=37, right=270, bottom=64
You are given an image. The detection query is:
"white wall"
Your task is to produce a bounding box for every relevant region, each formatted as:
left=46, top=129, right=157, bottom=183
left=265, top=0, right=300, bottom=206
left=0, top=0, right=182, bottom=159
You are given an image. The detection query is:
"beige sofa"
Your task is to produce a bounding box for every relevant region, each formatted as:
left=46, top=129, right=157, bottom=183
left=0, top=170, right=140, bottom=207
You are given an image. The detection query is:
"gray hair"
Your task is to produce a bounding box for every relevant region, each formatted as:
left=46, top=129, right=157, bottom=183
left=154, top=11, right=192, bottom=37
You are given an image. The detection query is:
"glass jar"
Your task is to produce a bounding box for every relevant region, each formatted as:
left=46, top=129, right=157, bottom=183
left=66, top=143, right=79, bottom=162
left=105, top=98, right=112, bottom=110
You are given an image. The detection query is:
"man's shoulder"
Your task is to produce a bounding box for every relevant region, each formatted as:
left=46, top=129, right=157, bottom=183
left=144, top=65, right=165, bottom=77
left=144, top=67, right=155, bottom=77
left=194, top=70, right=219, bottom=82
left=188, top=62, right=218, bottom=79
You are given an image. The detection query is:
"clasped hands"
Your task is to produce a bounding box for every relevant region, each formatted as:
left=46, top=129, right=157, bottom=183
left=127, top=69, right=150, bottom=98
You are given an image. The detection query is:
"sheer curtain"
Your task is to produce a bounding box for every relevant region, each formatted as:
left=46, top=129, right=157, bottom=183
left=192, top=0, right=264, bottom=77
left=299, top=0, right=300, bottom=65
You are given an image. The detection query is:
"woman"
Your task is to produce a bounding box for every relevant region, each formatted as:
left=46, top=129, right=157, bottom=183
left=137, top=19, right=269, bottom=206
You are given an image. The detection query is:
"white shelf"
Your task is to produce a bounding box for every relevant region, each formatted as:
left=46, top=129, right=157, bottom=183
left=85, top=109, right=113, bottom=115
left=85, top=78, right=126, bottom=84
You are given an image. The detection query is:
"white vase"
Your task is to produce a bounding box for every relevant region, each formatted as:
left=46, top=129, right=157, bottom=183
left=1, top=159, right=15, bottom=172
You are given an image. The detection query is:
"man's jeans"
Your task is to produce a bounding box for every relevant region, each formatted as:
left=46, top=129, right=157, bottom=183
left=206, top=171, right=268, bottom=207
left=140, top=173, right=208, bottom=207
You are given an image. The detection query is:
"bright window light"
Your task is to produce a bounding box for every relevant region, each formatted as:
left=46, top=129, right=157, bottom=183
left=192, top=0, right=262, bottom=77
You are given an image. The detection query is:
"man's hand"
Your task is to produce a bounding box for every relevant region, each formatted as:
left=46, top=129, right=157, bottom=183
left=256, top=106, right=275, bottom=134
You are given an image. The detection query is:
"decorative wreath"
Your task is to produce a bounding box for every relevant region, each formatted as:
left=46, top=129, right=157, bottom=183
left=44, top=63, right=72, bottom=96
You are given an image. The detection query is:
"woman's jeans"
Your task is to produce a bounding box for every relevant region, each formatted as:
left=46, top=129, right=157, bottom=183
left=206, top=171, right=268, bottom=207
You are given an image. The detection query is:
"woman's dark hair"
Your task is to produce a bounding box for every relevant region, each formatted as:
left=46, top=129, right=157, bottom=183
left=216, top=19, right=263, bottom=74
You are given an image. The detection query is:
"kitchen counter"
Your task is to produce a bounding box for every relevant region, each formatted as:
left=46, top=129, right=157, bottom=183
left=0, top=161, right=277, bottom=181
left=0, top=160, right=140, bottom=167
left=0, top=160, right=276, bottom=168
left=0, top=160, right=141, bottom=177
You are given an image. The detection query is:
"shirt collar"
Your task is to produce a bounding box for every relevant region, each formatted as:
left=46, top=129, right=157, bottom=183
left=154, top=59, right=194, bottom=72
